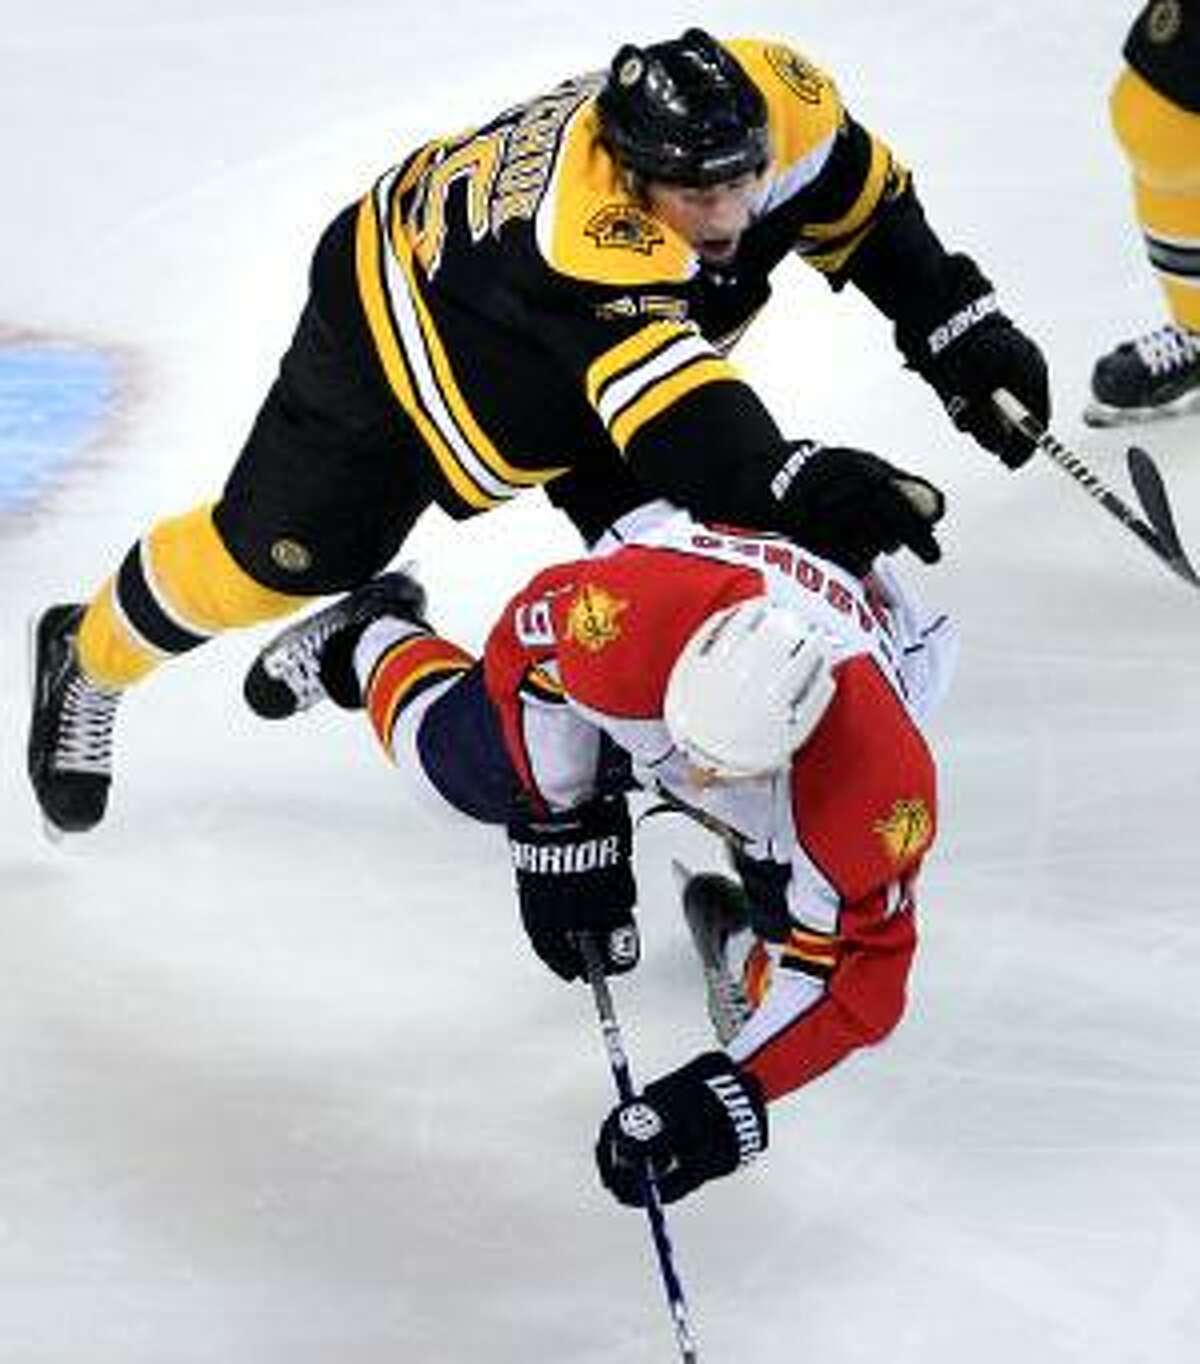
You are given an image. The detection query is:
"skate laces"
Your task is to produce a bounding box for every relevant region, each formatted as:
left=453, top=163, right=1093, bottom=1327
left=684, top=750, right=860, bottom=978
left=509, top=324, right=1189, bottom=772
left=56, top=673, right=120, bottom=775
left=262, top=616, right=338, bottom=710
left=1133, top=324, right=1200, bottom=376
left=258, top=572, right=428, bottom=713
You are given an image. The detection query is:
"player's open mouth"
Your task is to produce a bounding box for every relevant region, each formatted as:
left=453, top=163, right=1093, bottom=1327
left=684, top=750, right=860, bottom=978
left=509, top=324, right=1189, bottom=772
left=699, top=237, right=737, bottom=262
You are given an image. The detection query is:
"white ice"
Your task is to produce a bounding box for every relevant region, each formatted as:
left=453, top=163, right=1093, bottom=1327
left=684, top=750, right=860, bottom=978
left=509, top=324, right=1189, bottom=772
left=3, top=2, right=1200, bottom=1360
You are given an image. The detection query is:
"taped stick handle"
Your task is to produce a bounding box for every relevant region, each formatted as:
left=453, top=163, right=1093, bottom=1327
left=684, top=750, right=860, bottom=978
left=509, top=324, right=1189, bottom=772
left=578, top=934, right=700, bottom=1363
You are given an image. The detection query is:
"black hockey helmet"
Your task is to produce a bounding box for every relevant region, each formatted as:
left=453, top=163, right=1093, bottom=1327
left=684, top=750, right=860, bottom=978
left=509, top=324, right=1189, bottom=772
left=597, top=29, right=770, bottom=188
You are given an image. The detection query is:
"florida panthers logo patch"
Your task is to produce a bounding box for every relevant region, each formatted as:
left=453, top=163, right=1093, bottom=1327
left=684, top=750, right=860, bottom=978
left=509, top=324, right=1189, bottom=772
left=565, top=585, right=628, bottom=653
left=584, top=205, right=665, bottom=255
left=874, top=798, right=933, bottom=864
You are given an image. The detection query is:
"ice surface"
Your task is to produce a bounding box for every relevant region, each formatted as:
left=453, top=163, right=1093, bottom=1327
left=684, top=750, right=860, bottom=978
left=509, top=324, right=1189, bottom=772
left=4, top=3, right=1200, bottom=1360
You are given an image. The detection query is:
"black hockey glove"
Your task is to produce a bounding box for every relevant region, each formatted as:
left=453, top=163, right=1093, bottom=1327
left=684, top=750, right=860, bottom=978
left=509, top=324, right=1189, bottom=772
left=596, top=1051, right=768, bottom=1207
left=898, top=253, right=1050, bottom=470
left=772, top=441, right=945, bottom=577
left=507, top=796, right=638, bottom=982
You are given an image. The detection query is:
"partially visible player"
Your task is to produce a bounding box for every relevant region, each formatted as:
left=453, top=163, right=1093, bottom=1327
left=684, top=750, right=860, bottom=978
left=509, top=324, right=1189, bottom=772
left=29, top=28, right=1038, bottom=837
left=1089, top=1, right=1200, bottom=424
left=247, top=500, right=955, bottom=1206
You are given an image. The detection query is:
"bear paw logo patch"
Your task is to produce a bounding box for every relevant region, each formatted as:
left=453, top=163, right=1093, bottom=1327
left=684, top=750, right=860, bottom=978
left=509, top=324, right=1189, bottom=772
left=585, top=204, right=665, bottom=255
left=764, top=44, right=825, bottom=104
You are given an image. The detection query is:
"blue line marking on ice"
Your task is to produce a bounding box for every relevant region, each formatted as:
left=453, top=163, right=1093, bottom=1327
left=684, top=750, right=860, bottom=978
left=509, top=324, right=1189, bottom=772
left=0, top=344, right=118, bottom=513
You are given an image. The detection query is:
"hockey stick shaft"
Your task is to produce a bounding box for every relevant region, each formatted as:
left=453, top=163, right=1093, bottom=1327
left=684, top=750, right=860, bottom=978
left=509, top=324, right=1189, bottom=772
left=992, top=388, right=1199, bottom=587
left=578, top=934, right=700, bottom=1364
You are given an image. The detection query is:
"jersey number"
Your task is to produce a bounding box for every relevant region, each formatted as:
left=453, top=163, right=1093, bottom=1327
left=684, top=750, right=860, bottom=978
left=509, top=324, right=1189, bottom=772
left=409, top=130, right=505, bottom=277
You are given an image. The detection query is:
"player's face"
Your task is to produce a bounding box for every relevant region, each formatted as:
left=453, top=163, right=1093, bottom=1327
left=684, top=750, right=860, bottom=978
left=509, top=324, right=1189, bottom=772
left=645, top=172, right=763, bottom=264
left=682, top=758, right=765, bottom=790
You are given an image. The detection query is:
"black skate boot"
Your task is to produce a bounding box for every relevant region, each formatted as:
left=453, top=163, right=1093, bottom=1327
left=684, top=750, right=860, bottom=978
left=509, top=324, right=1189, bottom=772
left=28, top=604, right=122, bottom=836
left=675, top=864, right=753, bottom=1045
left=1086, top=323, right=1200, bottom=427
left=243, top=570, right=428, bottom=718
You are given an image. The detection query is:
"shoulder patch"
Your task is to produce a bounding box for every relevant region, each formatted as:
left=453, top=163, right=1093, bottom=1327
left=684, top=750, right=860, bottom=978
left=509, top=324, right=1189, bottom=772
left=723, top=38, right=842, bottom=185
left=763, top=44, right=825, bottom=104
left=565, top=584, right=628, bottom=653
left=584, top=204, right=666, bottom=255
left=536, top=104, right=694, bottom=284
left=873, top=798, right=934, bottom=865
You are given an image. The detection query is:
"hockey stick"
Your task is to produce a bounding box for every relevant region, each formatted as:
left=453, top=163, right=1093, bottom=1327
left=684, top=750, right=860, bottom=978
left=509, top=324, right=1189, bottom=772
left=1126, top=445, right=1200, bottom=584
left=992, top=388, right=1200, bottom=588
left=578, top=933, right=701, bottom=1364
left=671, top=860, right=752, bottom=1047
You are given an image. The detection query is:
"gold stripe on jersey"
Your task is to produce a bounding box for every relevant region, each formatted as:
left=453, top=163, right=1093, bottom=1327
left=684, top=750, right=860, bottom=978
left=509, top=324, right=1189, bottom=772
left=585, top=319, right=739, bottom=451
left=610, top=357, right=737, bottom=451
left=356, top=185, right=491, bottom=510
left=726, top=38, right=910, bottom=275
left=520, top=665, right=566, bottom=703
left=383, top=190, right=563, bottom=490
left=778, top=924, right=840, bottom=977
left=536, top=103, right=695, bottom=285
left=356, top=163, right=567, bottom=512
left=796, top=137, right=909, bottom=274
left=585, top=321, right=688, bottom=406
left=586, top=320, right=739, bottom=451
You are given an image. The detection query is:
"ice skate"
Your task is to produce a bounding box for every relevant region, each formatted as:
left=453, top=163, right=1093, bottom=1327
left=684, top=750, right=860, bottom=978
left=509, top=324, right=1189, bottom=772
left=1085, top=323, right=1200, bottom=427
left=673, top=861, right=753, bottom=1045
left=28, top=604, right=123, bottom=837
left=243, top=570, right=428, bottom=718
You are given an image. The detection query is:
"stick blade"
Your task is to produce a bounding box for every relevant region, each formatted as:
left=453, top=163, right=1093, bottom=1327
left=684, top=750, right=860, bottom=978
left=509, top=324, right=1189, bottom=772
left=677, top=869, right=752, bottom=1046
left=1126, top=447, right=1200, bottom=586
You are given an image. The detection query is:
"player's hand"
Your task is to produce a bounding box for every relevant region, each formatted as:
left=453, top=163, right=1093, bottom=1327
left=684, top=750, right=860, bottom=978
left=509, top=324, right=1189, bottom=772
left=772, top=441, right=945, bottom=576
left=595, top=1051, right=767, bottom=1206
left=507, top=796, right=638, bottom=981
left=901, top=253, right=1050, bottom=469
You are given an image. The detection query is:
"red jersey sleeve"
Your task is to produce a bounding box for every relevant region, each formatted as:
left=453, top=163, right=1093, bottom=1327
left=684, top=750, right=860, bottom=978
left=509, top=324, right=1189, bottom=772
left=733, top=655, right=936, bottom=1103
left=791, top=654, right=937, bottom=901
left=549, top=547, right=763, bottom=718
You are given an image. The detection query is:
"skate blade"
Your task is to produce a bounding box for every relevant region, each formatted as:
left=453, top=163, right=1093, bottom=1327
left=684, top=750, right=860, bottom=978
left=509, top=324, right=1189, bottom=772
left=1084, top=387, right=1200, bottom=429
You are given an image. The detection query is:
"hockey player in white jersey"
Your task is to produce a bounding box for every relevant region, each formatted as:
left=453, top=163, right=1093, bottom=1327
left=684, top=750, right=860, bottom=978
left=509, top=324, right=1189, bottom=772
left=245, top=501, right=956, bottom=1205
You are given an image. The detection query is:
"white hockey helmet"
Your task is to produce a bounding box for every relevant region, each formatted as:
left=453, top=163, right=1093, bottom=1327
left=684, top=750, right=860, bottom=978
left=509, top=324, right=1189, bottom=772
left=663, top=598, right=836, bottom=778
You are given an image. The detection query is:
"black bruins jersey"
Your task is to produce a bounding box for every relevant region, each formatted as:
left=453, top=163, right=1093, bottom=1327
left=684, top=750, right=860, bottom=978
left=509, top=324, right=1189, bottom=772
left=1125, top=0, right=1200, bottom=112
left=311, top=38, right=912, bottom=526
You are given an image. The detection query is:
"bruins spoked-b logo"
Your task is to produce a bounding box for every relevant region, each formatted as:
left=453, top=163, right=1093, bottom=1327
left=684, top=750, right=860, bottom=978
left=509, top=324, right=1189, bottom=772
left=616, top=54, right=645, bottom=88
left=764, top=43, right=825, bottom=104
left=1147, top=0, right=1183, bottom=44
left=270, top=537, right=312, bottom=574
left=584, top=204, right=665, bottom=255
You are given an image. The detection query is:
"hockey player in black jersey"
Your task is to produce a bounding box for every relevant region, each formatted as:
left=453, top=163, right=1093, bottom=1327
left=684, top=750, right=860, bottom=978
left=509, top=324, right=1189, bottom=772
left=28, top=28, right=1049, bottom=835
left=1088, top=1, right=1200, bottom=424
